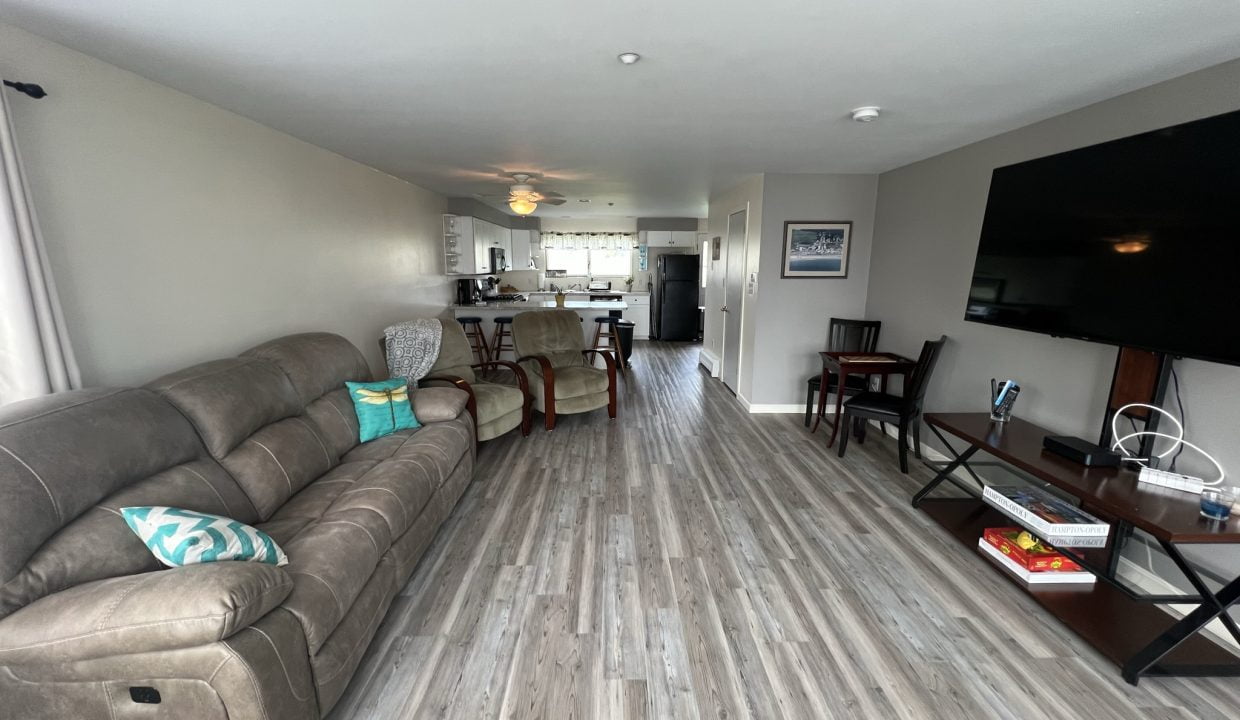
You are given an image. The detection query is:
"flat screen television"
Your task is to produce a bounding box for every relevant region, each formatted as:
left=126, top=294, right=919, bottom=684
left=965, top=108, right=1240, bottom=366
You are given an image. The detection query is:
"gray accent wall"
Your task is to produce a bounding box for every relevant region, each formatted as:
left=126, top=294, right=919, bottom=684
left=751, top=174, right=878, bottom=406
left=866, top=59, right=1240, bottom=579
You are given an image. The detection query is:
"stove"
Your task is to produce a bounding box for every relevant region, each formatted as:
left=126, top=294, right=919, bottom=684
left=486, top=293, right=527, bottom=302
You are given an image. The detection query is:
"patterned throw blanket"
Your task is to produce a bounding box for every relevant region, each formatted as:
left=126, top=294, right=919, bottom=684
left=383, top=319, right=442, bottom=384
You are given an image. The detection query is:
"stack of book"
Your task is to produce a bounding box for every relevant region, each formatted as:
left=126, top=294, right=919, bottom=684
left=977, top=527, right=1095, bottom=584
left=978, top=485, right=1107, bottom=585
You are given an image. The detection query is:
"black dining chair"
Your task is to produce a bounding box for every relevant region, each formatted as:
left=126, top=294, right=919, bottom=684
left=836, top=336, right=947, bottom=473
left=805, top=318, right=882, bottom=428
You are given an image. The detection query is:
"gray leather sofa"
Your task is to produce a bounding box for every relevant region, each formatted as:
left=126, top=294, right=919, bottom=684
left=0, top=332, right=475, bottom=719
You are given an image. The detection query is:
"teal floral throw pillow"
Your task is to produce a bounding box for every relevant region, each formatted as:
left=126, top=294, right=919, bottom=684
left=346, top=378, right=420, bottom=442
left=120, top=506, right=288, bottom=567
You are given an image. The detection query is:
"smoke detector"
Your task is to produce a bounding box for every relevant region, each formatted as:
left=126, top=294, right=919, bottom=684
left=851, top=106, right=881, bottom=123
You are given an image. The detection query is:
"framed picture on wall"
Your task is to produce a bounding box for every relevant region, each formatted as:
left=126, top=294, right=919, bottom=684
left=781, top=221, right=852, bottom=278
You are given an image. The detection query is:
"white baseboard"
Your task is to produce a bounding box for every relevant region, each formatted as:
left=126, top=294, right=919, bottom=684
left=747, top=403, right=817, bottom=414
left=698, top=349, right=720, bottom=377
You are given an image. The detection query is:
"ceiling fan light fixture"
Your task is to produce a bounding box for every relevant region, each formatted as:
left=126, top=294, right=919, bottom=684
left=509, top=198, right=537, bottom=216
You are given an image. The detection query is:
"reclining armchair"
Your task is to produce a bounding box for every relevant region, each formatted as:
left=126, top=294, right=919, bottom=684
left=510, top=310, right=617, bottom=430
left=384, top=319, right=531, bottom=441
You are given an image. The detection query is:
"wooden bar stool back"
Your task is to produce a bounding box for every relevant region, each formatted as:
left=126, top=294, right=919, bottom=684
left=591, top=316, right=626, bottom=375
left=490, top=316, right=516, bottom=361
left=456, top=316, right=491, bottom=364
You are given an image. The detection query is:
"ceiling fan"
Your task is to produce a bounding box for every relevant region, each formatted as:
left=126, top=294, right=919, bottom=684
left=480, top=173, right=567, bottom=216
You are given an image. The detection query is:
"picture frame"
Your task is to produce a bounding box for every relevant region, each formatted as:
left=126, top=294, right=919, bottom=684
left=780, top=221, right=852, bottom=278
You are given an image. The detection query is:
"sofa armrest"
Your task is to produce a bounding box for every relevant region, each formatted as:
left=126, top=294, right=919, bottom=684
left=0, top=563, right=291, bottom=665
left=410, top=386, right=471, bottom=423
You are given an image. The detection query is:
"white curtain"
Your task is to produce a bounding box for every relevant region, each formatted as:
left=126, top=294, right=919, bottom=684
left=0, top=87, right=79, bottom=405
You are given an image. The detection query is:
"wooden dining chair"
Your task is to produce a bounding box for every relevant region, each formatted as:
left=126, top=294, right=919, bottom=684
left=837, top=335, right=947, bottom=473
left=805, top=318, right=882, bottom=428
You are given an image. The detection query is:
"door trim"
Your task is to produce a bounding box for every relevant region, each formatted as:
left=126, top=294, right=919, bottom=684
left=721, top=204, right=748, bottom=393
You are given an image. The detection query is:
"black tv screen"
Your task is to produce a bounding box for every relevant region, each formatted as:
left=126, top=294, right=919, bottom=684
left=966, top=108, right=1240, bottom=365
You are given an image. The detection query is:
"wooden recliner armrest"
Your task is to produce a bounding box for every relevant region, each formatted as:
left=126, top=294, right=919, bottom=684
left=516, top=355, right=558, bottom=430
left=581, top=349, right=618, bottom=420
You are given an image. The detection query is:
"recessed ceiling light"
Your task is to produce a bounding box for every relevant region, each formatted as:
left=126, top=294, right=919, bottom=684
left=851, top=106, right=881, bottom=123
left=578, top=199, right=590, bottom=203
left=618, top=52, right=641, bottom=65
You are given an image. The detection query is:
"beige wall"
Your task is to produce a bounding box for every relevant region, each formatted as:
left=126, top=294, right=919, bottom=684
left=0, top=23, right=449, bottom=386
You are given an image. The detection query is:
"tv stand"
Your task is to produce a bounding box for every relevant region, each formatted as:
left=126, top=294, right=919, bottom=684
left=912, top=412, right=1240, bottom=684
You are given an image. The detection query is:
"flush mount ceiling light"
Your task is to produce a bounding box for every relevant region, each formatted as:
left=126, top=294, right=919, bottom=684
left=617, top=52, right=641, bottom=65
left=851, top=106, right=881, bottom=123
left=509, top=197, right=537, bottom=216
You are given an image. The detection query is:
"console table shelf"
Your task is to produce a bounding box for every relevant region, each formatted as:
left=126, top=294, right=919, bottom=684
left=913, top=412, right=1240, bottom=684
left=919, top=497, right=1239, bottom=673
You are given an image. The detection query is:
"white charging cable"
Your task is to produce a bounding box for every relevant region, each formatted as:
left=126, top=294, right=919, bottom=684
left=1109, top=402, right=1224, bottom=486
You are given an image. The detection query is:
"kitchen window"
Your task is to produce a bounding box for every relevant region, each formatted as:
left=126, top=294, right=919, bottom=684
left=543, top=248, right=631, bottom=278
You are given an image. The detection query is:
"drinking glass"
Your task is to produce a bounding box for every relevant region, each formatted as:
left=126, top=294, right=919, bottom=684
left=1200, top=487, right=1236, bottom=521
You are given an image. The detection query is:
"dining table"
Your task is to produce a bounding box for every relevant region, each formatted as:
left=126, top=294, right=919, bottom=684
left=811, top=350, right=918, bottom=448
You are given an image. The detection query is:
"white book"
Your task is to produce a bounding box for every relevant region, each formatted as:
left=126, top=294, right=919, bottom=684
left=977, top=538, right=1096, bottom=584
left=982, top=485, right=1110, bottom=537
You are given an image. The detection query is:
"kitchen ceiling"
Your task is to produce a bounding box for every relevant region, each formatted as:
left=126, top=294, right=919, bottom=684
left=2, top=1, right=1239, bottom=218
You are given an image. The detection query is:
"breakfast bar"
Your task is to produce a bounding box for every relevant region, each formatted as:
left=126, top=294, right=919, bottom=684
left=451, top=300, right=628, bottom=351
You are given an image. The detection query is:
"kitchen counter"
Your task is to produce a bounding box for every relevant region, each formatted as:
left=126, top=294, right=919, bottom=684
left=452, top=300, right=628, bottom=310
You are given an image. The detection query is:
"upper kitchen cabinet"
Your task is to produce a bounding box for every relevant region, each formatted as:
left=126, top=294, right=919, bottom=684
left=640, top=230, right=699, bottom=248
left=510, top=229, right=538, bottom=270
left=444, top=214, right=512, bottom=275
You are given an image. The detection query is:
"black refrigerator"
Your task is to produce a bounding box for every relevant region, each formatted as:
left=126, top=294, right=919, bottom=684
left=651, top=254, right=700, bottom=341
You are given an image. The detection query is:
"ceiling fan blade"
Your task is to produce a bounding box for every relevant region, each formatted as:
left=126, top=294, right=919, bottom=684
left=539, top=197, right=567, bottom=206
left=538, top=191, right=565, bottom=199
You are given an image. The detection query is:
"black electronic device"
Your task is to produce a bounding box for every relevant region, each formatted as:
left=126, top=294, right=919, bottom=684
left=1042, top=435, right=1121, bottom=467
left=965, top=108, right=1240, bottom=366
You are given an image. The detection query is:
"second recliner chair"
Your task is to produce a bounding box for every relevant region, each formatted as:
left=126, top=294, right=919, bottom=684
left=511, top=309, right=617, bottom=430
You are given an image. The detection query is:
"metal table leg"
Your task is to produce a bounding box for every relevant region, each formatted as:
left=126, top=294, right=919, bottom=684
left=1122, top=543, right=1240, bottom=684
left=910, top=425, right=987, bottom=507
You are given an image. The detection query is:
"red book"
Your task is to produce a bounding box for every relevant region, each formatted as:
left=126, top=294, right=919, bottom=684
left=982, top=527, right=1083, bottom=573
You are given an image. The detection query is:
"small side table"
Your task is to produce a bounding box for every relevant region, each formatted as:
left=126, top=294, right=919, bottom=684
left=812, top=351, right=916, bottom=448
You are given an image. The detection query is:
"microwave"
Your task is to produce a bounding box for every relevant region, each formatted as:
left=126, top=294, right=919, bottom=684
left=488, top=247, right=507, bottom=273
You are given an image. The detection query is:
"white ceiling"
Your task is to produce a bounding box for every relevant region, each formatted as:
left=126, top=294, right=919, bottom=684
left=3, top=1, right=1240, bottom=218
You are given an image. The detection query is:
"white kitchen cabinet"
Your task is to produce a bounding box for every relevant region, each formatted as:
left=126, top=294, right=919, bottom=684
left=643, top=230, right=673, bottom=247
left=670, top=230, right=697, bottom=247
left=510, top=229, right=537, bottom=270
left=469, top=217, right=512, bottom=274
left=622, top=293, right=650, bottom=339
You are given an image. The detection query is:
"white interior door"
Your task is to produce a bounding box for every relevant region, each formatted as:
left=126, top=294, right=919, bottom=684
left=721, top=208, right=746, bottom=393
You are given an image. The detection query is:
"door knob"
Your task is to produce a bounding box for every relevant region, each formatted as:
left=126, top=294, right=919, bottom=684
left=720, top=305, right=728, bottom=312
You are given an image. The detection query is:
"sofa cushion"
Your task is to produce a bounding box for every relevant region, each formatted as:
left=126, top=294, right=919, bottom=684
left=412, top=386, right=470, bottom=423
left=341, top=422, right=474, bottom=490
left=241, top=333, right=372, bottom=408
left=148, top=358, right=303, bottom=459
left=242, top=333, right=374, bottom=463
left=530, top=365, right=610, bottom=399
left=0, top=563, right=291, bottom=665
left=0, top=388, right=257, bottom=620
left=278, top=520, right=384, bottom=654
left=150, top=358, right=338, bottom=521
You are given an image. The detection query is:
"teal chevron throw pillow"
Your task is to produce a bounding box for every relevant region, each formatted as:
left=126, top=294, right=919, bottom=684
left=120, top=506, right=288, bottom=568
left=346, top=378, right=420, bottom=443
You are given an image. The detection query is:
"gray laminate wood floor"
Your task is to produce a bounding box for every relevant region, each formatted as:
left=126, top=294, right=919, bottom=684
left=329, top=341, right=1240, bottom=720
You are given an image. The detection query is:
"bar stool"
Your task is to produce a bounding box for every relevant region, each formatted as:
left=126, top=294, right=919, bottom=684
left=490, top=316, right=516, bottom=361
left=591, top=316, right=626, bottom=375
left=456, top=316, right=490, bottom=364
